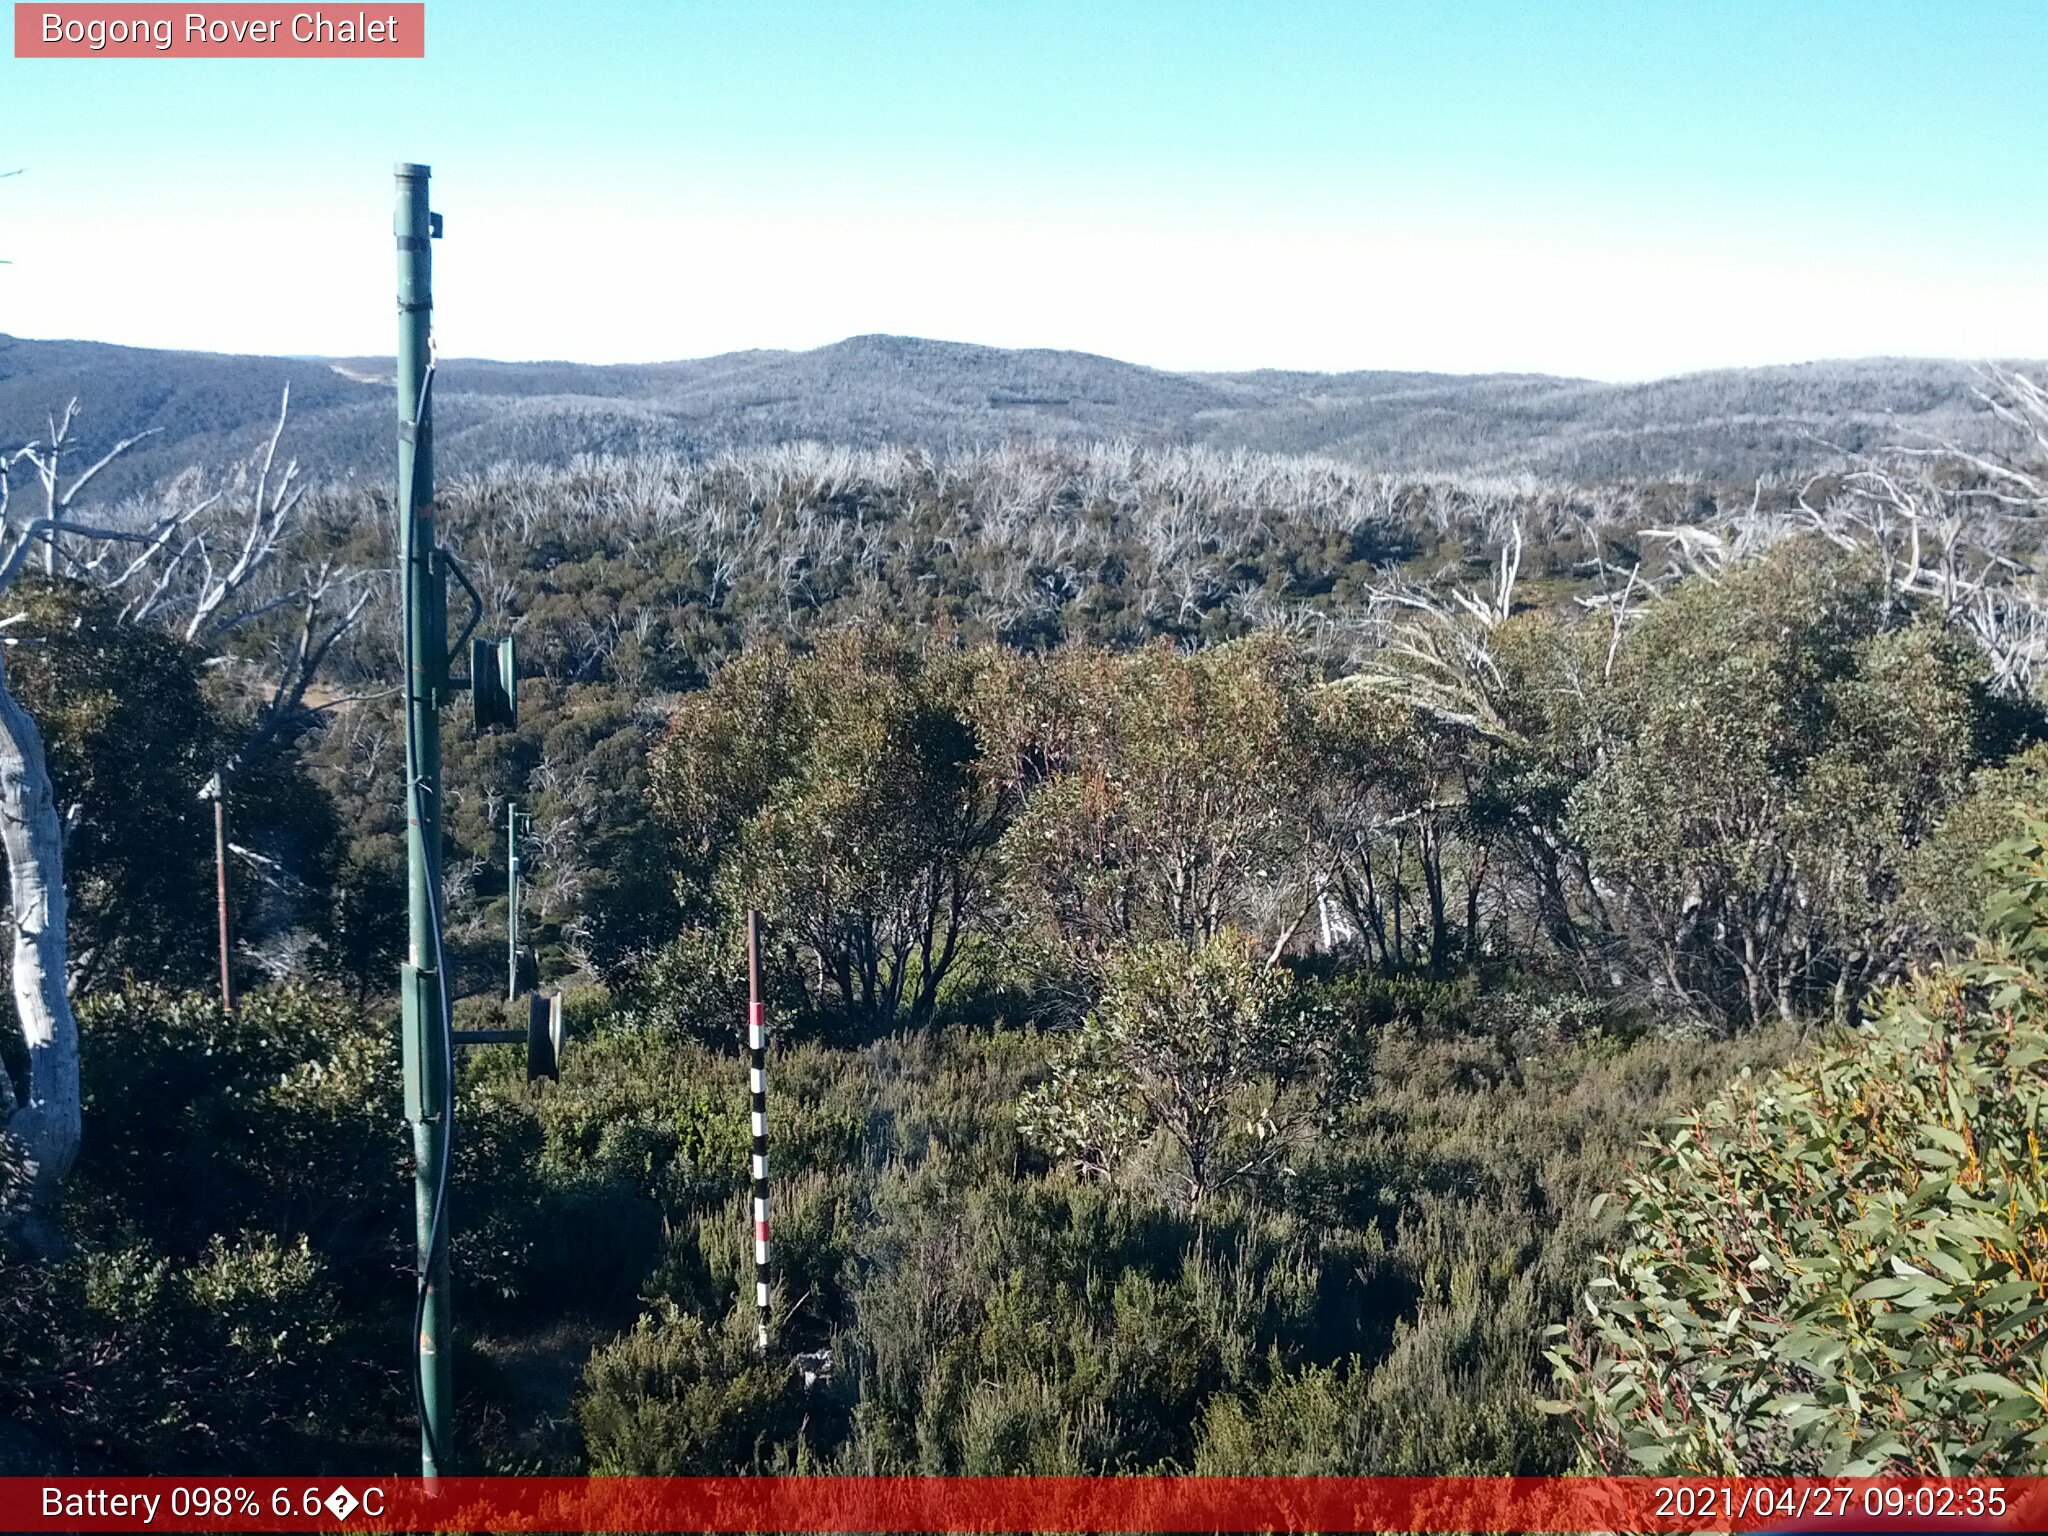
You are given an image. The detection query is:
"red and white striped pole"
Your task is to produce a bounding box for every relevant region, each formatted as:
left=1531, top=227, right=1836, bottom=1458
left=746, top=909, right=770, bottom=1354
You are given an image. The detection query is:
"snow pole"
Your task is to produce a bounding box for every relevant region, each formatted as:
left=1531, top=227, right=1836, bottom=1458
left=747, top=908, right=770, bottom=1353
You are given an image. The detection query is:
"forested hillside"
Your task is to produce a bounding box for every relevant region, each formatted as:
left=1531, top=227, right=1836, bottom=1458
left=5, top=364, right=2048, bottom=1477
left=0, top=331, right=2030, bottom=499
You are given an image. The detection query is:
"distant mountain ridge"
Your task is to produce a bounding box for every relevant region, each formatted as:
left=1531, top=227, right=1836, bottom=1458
left=0, top=331, right=2028, bottom=496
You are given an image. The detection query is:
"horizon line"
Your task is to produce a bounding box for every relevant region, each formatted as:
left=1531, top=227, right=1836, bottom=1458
left=3, top=329, right=2036, bottom=392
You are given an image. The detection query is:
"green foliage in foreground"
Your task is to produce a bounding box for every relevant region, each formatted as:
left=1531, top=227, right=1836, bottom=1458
left=1548, top=818, right=2048, bottom=1473
left=572, top=983, right=1781, bottom=1476
left=581, top=1306, right=811, bottom=1475
left=3, top=988, right=401, bottom=1472
left=4, top=914, right=1783, bottom=1476
left=1, top=985, right=659, bottom=1473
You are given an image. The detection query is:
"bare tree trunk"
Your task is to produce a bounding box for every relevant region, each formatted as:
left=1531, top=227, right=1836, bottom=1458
left=0, top=657, right=78, bottom=1199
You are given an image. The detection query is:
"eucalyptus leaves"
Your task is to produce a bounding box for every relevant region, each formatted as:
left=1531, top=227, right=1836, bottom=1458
left=1548, top=815, right=2048, bottom=1472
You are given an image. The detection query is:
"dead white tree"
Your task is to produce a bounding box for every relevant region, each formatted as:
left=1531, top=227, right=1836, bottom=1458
left=0, top=391, right=375, bottom=1206
left=1699, top=367, right=2048, bottom=695
left=1351, top=517, right=1527, bottom=742
left=116, top=392, right=381, bottom=774
left=13, top=400, right=166, bottom=578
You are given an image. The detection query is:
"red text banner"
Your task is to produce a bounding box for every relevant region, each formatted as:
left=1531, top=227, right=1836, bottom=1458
left=14, top=5, right=424, bottom=57
left=4, top=1476, right=2047, bottom=1533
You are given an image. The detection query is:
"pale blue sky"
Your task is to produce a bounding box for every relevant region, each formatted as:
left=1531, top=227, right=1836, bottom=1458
left=2, top=1, right=2043, bottom=378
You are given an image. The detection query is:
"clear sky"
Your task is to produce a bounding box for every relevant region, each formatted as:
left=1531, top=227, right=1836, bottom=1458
left=1, top=0, right=2043, bottom=380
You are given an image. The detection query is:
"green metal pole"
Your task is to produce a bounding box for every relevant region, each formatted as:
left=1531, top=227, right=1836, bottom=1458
left=395, top=160, right=451, bottom=1480
left=506, top=801, right=520, bottom=1001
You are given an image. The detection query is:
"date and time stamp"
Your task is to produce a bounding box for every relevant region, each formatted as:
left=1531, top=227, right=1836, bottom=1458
left=1651, top=1478, right=2015, bottom=1524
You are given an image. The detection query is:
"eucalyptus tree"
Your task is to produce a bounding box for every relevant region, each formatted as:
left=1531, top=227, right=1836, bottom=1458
left=0, top=447, right=174, bottom=1199
left=996, top=634, right=1325, bottom=986
left=653, top=631, right=1021, bottom=1035
left=1353, top=511, right=2029, bottom=1031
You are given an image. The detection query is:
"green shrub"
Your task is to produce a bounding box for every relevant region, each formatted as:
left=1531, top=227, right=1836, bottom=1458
left=833, top=1167, right=1342, bottom=1473
left=1195, top=1361, right=1370, bottom=1474
left=74, top=984, right=402, bottom=1269
left=612, top=926, right=747, bottom=1048
left=1905, top=743, right=2048, bottom=954
left=579, top=1305, right=806, bottom=1473
left=1, top=1228, right=350, bottom=1471
left=1018, top=934, right=1352, bottom=1209
left=1548, top=814, right=2048, bottom=1473
left=11, top=987, right=417, bottom=1467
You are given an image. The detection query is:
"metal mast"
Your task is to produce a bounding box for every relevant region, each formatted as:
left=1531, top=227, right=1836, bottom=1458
left=390, top=162, right=530, bottom=1479
left=394, top=160, right=451, bottom=1480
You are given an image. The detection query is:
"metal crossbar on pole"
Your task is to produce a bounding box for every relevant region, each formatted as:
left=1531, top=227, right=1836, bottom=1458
left=747, top=909, right=770, bottom=1353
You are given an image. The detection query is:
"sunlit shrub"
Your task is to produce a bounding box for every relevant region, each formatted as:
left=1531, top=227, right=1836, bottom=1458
left=579, top=1304, right=805, bottom=1474
left=1548, top=816, right=2048, bottom=1472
